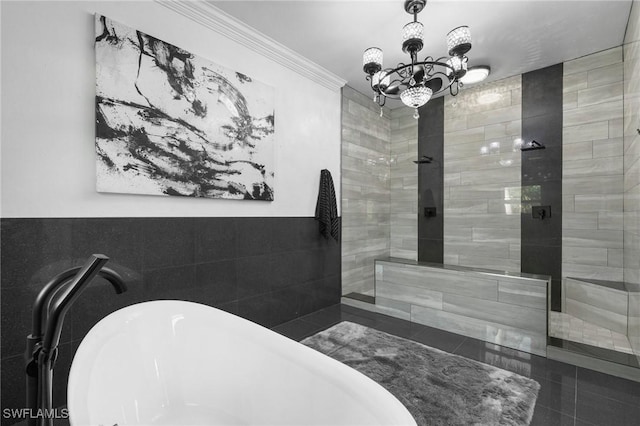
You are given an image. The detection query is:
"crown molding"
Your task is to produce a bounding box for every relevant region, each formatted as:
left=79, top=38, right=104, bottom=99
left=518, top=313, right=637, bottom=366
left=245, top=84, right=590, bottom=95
left=155, top=0, right=346, bottom=92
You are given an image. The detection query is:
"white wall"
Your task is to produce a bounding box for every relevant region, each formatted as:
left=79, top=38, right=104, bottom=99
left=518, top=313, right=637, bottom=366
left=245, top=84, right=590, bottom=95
left=0, top=0, right=342, bottom=218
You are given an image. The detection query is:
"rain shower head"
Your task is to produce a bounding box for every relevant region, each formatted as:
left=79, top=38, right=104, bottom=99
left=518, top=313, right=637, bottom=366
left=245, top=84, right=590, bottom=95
left=520, top=140, right=545, bottom=151
left=413, top=156, right=433, bottom=164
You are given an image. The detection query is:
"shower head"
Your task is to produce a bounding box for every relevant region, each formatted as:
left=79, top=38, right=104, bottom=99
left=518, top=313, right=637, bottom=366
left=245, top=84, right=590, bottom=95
left=520, top=140, right=545, bottom=151
left=413, top=156, right=433, bottom=164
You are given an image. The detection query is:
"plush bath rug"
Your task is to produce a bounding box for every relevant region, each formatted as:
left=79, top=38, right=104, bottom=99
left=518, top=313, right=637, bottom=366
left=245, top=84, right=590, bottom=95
left=302, top=322, right=540, bottom=426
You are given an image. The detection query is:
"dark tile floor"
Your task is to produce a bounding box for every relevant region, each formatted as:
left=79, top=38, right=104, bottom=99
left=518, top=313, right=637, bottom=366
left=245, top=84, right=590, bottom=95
left=272, top=303, right=640, bottom=426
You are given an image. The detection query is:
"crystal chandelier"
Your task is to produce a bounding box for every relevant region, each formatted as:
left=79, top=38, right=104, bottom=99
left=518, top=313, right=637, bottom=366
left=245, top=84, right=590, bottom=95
left=362, top=0, right=473, bottom=119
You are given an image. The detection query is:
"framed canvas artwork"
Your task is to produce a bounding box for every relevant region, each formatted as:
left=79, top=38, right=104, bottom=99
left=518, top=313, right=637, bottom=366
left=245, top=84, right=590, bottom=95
left=95, top=15, right=275, bottom=200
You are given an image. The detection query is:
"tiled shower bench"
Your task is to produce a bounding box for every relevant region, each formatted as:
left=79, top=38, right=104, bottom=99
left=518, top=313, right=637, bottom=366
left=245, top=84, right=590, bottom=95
left=374, top=258, right=551, bottom=356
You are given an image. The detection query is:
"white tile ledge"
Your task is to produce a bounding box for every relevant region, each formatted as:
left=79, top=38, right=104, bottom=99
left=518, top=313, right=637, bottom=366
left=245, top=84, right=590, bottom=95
left=376, top=257, right=551, bottom=283
left=566, top=276, right=640, bottom=293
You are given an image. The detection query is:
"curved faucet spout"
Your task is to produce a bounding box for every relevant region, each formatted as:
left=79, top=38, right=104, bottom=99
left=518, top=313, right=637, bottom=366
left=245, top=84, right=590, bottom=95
left=99, top=266, right=127, bottom=294
left=31, top=263, right=126, bottom=339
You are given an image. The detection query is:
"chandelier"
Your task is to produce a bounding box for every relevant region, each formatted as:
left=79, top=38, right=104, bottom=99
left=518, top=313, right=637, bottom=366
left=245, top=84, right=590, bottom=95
left=362, top=0, right=473, bottom=119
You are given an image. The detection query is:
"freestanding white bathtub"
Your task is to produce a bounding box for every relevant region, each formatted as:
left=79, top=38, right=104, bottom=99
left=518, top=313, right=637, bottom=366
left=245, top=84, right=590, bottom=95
left=68, top=300, right=416, bottom=426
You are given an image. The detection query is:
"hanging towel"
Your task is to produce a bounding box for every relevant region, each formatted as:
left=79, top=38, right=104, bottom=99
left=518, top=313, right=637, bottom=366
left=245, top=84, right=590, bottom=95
left=315, top=169, right=340, bottom=241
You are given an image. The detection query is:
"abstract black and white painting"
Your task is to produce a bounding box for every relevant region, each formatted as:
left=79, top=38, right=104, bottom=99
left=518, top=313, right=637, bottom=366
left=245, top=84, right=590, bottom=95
left=95, top=15, right=275, bottom=200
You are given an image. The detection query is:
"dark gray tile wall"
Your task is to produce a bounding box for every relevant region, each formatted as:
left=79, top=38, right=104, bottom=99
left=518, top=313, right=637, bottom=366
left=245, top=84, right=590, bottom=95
left=522, top=64, right=564, bottom=310
left=417, top=97, right=444, bottom=263
left=0, top=216, right=340, bottom=425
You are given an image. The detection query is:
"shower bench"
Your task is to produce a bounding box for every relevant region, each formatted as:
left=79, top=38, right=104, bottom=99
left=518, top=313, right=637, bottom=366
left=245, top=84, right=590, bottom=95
left=374, top=258, right=550, bottom=356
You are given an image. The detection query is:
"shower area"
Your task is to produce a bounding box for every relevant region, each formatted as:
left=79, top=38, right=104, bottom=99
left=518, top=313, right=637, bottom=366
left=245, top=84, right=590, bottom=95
left=340, top=11, right=640, bottom=376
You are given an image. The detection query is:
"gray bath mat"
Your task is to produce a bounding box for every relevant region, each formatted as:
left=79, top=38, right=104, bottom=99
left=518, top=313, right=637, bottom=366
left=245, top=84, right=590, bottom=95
left=302, top=322, right=540, bottom=426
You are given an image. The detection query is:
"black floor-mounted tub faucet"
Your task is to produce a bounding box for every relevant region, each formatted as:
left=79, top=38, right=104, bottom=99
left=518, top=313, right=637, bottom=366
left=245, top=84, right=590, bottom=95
left=24, top=254, right=127, bottom=426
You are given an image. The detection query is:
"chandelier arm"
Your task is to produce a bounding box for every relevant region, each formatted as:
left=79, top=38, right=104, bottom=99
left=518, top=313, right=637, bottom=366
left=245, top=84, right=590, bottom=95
left=379, top=77, right=408, bottom=99
left=415, top=60, right=455, bottom=75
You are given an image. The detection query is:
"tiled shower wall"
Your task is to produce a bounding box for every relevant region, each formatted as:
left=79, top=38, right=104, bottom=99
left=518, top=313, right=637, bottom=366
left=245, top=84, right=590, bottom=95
left=562, top=47, right=625, bottom=282
left=443, top=76, right=523, bottom=272
left=390, top=107, right=418, bottom=260
left=341, top=86, right=391, bottom=295
left=624, top=0, right=640, bottom=359
left=0, top=217, right=340, bottom=425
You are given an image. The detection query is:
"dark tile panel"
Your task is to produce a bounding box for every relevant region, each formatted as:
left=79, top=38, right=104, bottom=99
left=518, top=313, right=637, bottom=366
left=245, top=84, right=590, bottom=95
left=271, top=216, right=330, bottom=253
left=270, top=285, right=303, bottom=326
left=270, top=248, right=326, bottom=290
left=522, top=63, right=563, bottom=119
left=418, top=96, right=444, bottom=137
left=1, top=219, right=75, bottom=289
left=418, top=167, right=444, bottom=256
left=521, top=217, right=562, bottom=247
left=1, top=355, right=24, bottom=426
left=142, top=264, right=197, bottom=300
left=522, top=114, right=563, bottom=149
left=299, top=276, right=341, bottom=318
left=0, top=216, right=340, bottom=424
left=237, top=293, right=272, bottom=327
left=195, top=260, right=238, bottom=305
left=417, top=209, right=443, bottom=239
left=322, top=243, right=342, bottom=277
left=1, top=285, right=43, bottom=358
left=71, top=218, right=144, bottom=273
left=215, top=300, right=239, bottom=316
left=521, top=63, right=563, bottom=302
left=522, top=147, right=563, bottom=183
left=417, top=238, right=443, bottom=263
left=142, top=218, right=195, bottom=270
left=521, top=244, right=561, bottom=278
left=235, top=217, right=274, bottom=257
left=194, top=217, right=237, bottom=262
left=418, top=96, right=444, bottom=263
left=236, top=254, right=272, bottom=299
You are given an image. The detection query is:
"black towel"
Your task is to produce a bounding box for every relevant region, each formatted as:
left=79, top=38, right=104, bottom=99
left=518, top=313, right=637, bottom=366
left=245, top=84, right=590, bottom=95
left=315, top=169, right=340, bottom=241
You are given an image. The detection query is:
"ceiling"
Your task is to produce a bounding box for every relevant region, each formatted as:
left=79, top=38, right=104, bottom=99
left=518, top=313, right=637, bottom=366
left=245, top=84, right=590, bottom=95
left=211, top=0, right=633, bottom=108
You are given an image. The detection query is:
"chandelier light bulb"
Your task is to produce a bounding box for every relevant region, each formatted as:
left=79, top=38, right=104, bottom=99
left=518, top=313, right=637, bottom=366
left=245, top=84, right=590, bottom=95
left=372, top=71, right=391, bottom=90
left=446, top=26, right=472, bottom=56
left=400, top=85, right=432, bottom=112
left=362, top=47, right=383, bottom=75
left=402, top=21, right=424, bottom=53
left=402, top=21, right=424, bottom=42
left=446, top=56, right=468, bottom=78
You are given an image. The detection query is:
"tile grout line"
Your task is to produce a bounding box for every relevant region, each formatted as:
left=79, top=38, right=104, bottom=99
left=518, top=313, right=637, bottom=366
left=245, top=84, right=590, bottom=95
left=451, top=336, right=468, bottom=354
